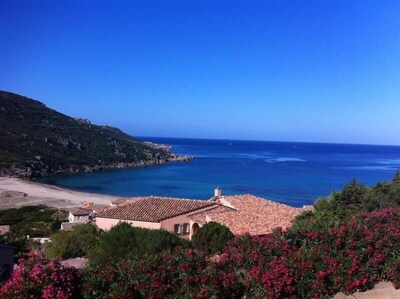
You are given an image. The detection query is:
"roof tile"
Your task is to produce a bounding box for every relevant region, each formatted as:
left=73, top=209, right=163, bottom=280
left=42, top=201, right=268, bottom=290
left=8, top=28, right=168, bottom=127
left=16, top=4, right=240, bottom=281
left=97, top=196, right=218, bottom=222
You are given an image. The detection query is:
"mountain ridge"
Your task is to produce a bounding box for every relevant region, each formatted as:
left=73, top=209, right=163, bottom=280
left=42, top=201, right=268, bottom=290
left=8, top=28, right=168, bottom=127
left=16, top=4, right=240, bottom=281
left=0, top=91, right=192, bottom=178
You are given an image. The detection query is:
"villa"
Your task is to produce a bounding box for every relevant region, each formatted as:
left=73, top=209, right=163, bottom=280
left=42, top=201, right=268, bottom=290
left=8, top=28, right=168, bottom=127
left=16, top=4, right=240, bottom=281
left=96, top=188, right=305, bottom=239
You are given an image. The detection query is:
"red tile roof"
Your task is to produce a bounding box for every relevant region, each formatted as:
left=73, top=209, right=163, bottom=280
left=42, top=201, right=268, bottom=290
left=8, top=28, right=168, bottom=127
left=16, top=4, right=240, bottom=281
left=69, top=207, right=91, bottom=216
left=97, top=196, right=219, bottom=222
left=91, top=205, right=110, bottom=214
left=190, top=194, right=304, bottom=235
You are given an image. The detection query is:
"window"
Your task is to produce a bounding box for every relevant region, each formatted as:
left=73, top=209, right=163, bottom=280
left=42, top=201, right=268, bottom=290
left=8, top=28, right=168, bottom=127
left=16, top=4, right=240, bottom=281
left=183, top=223, right=190, bottom=234
left=174, top=224, right=181, bottom=234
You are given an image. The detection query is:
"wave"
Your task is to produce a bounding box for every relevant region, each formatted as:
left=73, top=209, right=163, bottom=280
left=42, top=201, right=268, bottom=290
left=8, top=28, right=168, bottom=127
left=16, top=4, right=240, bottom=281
left=264, top=157, right=306, bottom=163
left=375, top=159, right=400, bottom=165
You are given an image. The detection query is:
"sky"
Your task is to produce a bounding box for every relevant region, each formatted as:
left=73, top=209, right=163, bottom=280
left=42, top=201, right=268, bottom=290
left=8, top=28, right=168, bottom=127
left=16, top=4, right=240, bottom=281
left=1, top=0, right=400, bottom=145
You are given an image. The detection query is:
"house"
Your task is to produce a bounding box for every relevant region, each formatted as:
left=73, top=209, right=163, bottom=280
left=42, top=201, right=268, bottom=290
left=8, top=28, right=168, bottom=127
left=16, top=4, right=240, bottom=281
left=0, top=225, right=11, bottom=235
left=68, top=207, right=91, bottom=223
left=96, top=196, right=219, bottom=239
left=0, top=244, right=15, bottom=281
left=96, top=188, right=305, bottom=239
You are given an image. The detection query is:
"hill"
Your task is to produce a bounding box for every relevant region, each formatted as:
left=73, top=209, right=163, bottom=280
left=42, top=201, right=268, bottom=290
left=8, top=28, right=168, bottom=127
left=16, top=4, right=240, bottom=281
left=0, top=91, right=191, bottom=178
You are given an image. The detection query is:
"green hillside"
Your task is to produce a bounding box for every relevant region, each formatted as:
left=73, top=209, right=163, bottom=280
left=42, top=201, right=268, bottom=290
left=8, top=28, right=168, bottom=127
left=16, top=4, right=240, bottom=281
left=0, top=91, right=187, bottom=177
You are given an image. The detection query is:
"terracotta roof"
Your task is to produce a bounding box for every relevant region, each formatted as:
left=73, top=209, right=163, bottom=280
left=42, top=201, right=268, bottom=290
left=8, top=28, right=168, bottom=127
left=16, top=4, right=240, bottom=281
left=0, top=225, right=11, bottom=234
left=69, top=207, right=91, bottom=216
left=97, top=196, right=219, bottom=222
left=189, top=205, right=235, bottom=224
left=190, top=194, right=304, bottom=235
left=91, top=205, right=110, bottom=214
left=111, top=198, right=128, bottom=205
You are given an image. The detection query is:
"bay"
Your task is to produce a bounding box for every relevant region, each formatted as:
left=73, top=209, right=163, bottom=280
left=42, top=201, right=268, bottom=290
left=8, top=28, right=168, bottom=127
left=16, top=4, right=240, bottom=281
left=38, top=137, right=400, bottom=207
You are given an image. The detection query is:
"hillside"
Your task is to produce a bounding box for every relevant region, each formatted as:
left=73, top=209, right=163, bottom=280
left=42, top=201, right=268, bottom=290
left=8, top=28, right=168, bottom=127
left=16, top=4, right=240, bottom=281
left=0, top=91, right=191, bottom=178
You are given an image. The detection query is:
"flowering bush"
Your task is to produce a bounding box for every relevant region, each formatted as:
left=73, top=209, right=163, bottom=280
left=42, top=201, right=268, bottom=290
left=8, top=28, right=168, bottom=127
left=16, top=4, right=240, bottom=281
left=3, top=208, right=400, bottom=298
left=0, top=253, right=82, bottom=299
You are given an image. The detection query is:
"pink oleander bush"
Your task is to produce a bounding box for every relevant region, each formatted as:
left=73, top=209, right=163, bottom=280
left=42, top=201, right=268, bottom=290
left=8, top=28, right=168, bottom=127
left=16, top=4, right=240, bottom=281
left=0, top=253, right=82, bottom=299
left=2, top=208, right=400, bottom=298
left=82, top=208, right=400, bottom=299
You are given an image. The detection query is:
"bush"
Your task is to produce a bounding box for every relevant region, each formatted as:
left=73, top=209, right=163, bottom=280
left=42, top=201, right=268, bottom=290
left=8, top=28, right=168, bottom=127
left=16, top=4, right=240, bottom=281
left=0, top=205, right=67, bottom=238
left=89, top=222, right=189, bottom=266
left=83, top=248, right=243, bottom=299
left=4, top=208, right=400, bottom=298
left=192, top=221, right=234, bottom=255
left=0, top=253, right=82, bottom=299
left=45, top=223, right=99, bottom=259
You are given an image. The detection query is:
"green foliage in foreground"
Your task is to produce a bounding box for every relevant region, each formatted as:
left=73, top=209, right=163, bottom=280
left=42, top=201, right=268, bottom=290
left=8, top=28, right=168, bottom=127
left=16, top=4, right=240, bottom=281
left=192, top=221, right=234, bottom=255
left=0, top=205, right=67, bottom=237
left=45, top=224, right=100, bottom=259
left=89, top=222, right=190, bottom=266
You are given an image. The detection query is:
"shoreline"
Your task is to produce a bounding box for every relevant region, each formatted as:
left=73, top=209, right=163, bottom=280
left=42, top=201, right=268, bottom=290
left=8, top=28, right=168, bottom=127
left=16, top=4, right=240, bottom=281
left=0, top=177, right=127, bottom=210
left=0, top=154, right=194, bottom=179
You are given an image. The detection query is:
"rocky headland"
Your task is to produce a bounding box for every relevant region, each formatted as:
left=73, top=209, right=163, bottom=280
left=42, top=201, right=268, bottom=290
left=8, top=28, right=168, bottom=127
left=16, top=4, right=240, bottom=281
left=0, top=91, right=193, bottom=178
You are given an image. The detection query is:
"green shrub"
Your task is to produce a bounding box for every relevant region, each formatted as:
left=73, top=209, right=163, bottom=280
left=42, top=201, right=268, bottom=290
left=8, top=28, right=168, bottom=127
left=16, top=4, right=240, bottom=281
left=45, top=223, right=99, bottom=259
left=192, top=221, right=233, bottom=255
left=89, top=222, right=189, bottom=266
left=0, top=205, right=67, bottom=238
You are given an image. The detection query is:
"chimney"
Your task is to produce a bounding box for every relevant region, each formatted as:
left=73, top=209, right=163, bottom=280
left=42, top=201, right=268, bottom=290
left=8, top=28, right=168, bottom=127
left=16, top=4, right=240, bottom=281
left=214, top=186, right=221, bottom=198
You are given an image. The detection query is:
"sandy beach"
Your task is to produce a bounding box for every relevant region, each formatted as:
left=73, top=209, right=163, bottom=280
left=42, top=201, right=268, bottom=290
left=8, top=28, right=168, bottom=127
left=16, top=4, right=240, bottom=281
left=0, top=177, right=127, bottom=210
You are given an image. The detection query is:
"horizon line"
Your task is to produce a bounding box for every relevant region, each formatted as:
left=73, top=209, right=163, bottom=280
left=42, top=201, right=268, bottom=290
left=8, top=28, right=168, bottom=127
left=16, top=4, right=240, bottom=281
left=136, top=135, right=400, bottom=148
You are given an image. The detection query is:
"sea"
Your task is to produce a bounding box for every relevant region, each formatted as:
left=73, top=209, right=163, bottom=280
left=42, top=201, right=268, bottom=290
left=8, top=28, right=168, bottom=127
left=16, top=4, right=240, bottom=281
left=38, top=137, right=400, bottom=207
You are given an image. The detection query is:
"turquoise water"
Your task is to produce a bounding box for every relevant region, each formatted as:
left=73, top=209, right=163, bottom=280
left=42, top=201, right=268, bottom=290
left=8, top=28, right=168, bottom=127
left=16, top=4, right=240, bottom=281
left=38, top=137, right=400, bottom=207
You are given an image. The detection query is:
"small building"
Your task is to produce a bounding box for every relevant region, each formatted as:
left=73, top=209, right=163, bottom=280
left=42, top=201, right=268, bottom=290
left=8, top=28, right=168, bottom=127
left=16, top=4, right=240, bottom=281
left=68, top=208, right=91, bottom=223
left=0, top=244, right=15, bottom=281
left=0, top=225, right=11, bottom=235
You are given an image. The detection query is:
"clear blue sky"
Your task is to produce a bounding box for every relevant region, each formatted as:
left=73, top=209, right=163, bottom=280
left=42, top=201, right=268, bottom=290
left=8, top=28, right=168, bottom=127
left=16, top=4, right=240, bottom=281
left=1, top=0, right=399, bottom=145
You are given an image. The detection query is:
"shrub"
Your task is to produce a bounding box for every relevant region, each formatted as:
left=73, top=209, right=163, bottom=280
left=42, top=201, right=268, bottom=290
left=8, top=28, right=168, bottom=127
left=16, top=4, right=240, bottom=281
left=0, top=253, right=82, bottom=299
left=83, top=248, right=243, bottom=299
left=192, top=221, right=234, bottom=255
left=89, top=222, right=189, bottom=266
left=4, top=207, right=400, bottom=298
left=45, top=223, right=100, bottom=259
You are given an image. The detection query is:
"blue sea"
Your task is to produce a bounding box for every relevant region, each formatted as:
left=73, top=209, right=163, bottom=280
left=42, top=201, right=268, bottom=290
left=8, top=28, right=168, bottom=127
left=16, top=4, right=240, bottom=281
left=38, top=137, right=400, bottom=207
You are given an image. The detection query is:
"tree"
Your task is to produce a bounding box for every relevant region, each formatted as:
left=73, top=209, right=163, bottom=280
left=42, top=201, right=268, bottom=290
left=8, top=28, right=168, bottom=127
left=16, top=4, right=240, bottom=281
left=192, top=221, right=234, bottom=255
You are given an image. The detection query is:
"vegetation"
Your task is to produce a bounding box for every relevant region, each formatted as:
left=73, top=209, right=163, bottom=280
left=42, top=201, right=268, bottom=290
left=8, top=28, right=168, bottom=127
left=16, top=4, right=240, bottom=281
left=192, top=221, right=233, bottom=255
left=292, top=170, right=400, bottom=232
left=0, top=90, right=175, bottom=177
left=88, top=222, right=190, bottom=266
left=0, top=205, right=67, bottom=237
left=0, top=253, right=82, bottom=299
left=45, top=224, right=100, bottom=259
left=4, top=207, right=396, bottom=299
left=0, top=205, right=67, bottom=260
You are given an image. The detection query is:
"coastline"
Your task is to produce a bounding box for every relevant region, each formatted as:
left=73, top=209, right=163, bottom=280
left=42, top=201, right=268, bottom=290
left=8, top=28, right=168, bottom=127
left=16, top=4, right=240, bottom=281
left=0, top=177, right=127, bottom=210
left=0, top=154, right=193, bottom=179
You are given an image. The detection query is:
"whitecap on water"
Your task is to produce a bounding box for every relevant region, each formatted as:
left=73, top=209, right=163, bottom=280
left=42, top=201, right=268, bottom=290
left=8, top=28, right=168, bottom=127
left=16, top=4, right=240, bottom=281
left=264, top=157, right=306, bottom=163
